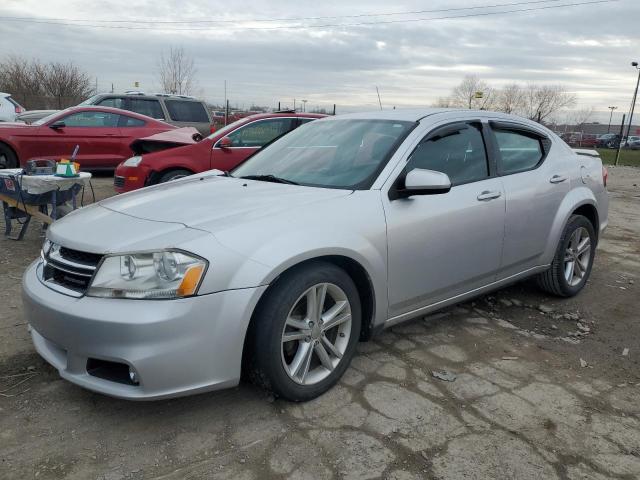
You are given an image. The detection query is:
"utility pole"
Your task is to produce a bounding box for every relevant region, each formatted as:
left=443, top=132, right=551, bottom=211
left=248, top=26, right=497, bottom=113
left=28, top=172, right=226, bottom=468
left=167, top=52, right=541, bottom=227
left=293, top=99, right=296, bottom=111
left=626, top=62, right=640, bottom=139
left=376, top=86, right=383, bottom=110
left=302, top=99, right=307, bottom=112
left=615, top=113, right=626, bottom=166
left=607, top=106, right=617, bottom=133
left=224, top=80, right=227, bottom=126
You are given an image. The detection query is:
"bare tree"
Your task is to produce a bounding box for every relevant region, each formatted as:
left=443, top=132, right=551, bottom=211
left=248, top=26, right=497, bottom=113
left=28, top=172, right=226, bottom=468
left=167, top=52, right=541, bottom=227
left=449, top=75, right=495, bottom=110
left=494, top=83, right=524, bottom=114
left=41, top=61, right=94, bottom=109
left=0, top=55, right=93, bottom=109
left=522, top=83, right=576, bottom=123
left=157, top=46, right=197, bottom=95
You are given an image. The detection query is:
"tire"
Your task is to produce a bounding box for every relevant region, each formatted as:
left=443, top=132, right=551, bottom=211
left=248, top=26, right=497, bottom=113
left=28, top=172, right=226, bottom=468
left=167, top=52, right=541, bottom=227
left=158, top=169, right=193, bottom=183
left=0, top=143, right=18, bottom=169
left=248, top=261, right=362, bottom=401
left=537, top=215, right=596, bottom=297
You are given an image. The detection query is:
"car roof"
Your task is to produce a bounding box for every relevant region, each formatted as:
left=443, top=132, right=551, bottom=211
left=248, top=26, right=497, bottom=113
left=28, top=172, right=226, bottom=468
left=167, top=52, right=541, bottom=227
left=95, top=92, right=203, bottom=102
left=55, top=106, right=174, bottom=124
left=329, top=108, right=536, bottom=122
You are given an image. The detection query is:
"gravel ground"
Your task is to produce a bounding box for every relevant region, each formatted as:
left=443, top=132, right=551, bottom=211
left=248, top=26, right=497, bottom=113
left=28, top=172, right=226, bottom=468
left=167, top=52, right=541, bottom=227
left=0, top=168, right=639, bottom=479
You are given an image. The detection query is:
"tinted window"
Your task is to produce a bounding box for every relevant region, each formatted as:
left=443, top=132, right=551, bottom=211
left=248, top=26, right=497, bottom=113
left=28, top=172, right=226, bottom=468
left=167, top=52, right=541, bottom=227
left=128, top=98, right=164, bottom=119
left=97, top=97, right=125, bottom=109
left=227, top=119, right=294, bottom=148
left=120, top=115, right=146, bottom=127
left=407, top=123, right=488, bottom=185
left=494, top=130, right=543, bottom=174
left=61, top=111, right=119, bottom=127
left=165, top=100, right=209, bottom=122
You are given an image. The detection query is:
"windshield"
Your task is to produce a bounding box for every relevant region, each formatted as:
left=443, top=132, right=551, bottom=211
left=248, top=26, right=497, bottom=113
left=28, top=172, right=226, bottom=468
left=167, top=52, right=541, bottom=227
left=232, top=119, right=415, bottom=189
left=33, top=108, right=72, bottom=126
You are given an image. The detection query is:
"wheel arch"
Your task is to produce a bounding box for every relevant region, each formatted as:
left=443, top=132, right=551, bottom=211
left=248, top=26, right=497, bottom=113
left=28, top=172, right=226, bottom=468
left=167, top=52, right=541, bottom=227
left=148, top=165, right=196, bottom=185
left=0, top=140, right=19, bottom=166
left=542, top=186, right=599, bottom=263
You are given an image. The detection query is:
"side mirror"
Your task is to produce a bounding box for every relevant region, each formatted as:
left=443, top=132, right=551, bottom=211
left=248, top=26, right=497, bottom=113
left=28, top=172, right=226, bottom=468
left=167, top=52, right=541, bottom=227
left=50, top=121, right=66, bottom=129
left=218, top=136, right=232, bottom=148
left=396, top=168, right=451, bottom=199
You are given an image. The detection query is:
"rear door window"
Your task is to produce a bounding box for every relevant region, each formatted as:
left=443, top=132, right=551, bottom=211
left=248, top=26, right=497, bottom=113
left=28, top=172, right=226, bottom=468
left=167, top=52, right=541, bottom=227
left=127, top=98, right=165, bottom=120
left=226, top=118, right=294, bottom=148
left=165, top=100, right=209, bottom=122
left=492, top=129, right=544, bottom=175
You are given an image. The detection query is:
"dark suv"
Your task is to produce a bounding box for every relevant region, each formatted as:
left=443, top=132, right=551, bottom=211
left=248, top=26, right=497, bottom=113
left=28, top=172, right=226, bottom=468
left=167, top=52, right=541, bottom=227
left=81, top=92, right=212, bottom=135
left=595, top=133, right=621, bottom=149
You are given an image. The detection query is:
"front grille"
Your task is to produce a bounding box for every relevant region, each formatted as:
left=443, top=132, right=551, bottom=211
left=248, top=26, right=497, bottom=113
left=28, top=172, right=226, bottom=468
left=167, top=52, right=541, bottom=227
left=42, top=244, right=103, bottom=296
left=114, top=176, right=125, bottom=188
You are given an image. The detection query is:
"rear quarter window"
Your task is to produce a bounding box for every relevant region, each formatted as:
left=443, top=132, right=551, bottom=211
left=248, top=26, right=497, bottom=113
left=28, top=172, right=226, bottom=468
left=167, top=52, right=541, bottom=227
left=128, top=98, right=165, bottom=120
left=165, top=100, right=209, bottom=123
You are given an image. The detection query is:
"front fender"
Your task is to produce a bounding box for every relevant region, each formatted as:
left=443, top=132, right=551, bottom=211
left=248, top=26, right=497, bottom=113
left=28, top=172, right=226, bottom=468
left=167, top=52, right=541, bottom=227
left=541, top=186, right=597, bottom=263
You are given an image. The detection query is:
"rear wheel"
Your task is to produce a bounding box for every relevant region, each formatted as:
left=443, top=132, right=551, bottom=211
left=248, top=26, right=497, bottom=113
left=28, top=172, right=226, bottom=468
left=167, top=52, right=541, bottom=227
left=249, top=262, right=361, bottom=401
left=0, top=144, right=17, bottom=169
left=158, top=169, right=193, bottom=183
left=537, top=215, right=595, bottom=297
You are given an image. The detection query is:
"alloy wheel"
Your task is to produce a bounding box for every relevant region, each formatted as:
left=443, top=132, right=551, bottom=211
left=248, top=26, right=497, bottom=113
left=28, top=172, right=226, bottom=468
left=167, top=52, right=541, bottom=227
left=564, top=226, right=591, bottom=287
left=281, top=283, right=352, bottom=385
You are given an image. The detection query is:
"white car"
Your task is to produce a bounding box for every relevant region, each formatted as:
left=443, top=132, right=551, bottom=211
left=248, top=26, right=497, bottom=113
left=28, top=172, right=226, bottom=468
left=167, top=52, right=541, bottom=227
left=0, top=92, right=25, bottom=122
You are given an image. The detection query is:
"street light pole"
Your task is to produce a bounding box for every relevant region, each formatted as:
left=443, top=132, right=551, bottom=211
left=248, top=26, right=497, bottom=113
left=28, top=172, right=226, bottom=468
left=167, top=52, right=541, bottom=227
left=607, top=106, right=617, bottom=133
left=625, top=62, right=640, bottom=139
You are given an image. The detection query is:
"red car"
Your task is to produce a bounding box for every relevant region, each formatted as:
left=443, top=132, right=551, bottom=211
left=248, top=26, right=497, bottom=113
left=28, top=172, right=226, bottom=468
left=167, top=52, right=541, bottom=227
left=0, top=106, right=175, bottom=169
left=114, top=112, right=326, bottom=192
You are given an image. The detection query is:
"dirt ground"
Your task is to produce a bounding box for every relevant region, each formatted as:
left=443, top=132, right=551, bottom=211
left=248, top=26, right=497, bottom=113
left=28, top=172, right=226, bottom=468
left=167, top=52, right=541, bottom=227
left=0, top=168, right=639, bottom=479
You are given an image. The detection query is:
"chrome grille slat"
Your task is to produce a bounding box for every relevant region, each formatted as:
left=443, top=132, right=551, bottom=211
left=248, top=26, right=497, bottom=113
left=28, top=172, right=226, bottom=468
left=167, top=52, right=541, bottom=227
left=40, top=243, right=104, bottom=296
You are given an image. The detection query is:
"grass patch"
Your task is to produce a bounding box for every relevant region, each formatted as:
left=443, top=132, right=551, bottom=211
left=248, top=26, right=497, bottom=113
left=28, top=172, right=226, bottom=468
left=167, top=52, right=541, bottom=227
left=596, top=148, right=640, bottom=167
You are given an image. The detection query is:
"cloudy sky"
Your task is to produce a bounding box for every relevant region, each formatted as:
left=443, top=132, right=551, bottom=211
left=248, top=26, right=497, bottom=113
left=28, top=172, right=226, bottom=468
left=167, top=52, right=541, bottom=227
left=1, top=0, right=638, bottom=122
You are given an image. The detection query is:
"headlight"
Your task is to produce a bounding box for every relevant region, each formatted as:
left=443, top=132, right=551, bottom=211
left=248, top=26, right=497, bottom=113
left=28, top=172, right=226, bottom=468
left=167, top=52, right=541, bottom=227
left=123, top=155, right=143, bottom=167
left=87, top=250, right=207, bottom=299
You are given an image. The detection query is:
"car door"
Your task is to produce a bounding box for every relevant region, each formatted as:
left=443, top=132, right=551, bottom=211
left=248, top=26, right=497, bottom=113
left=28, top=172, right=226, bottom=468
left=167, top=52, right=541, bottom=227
left=34, top=110, right=126, bottom=168
left=488, top=121, right=571, bottom=278
left=211, top=118, right=295, bottom=171
left=383, top=120, right=505, bottom=319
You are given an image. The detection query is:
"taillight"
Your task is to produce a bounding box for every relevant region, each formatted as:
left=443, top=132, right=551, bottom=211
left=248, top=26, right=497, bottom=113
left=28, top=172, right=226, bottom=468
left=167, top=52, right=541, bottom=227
left=14, top=106, right=25, bottom=114
left=602, top=166, right=608, bottom=187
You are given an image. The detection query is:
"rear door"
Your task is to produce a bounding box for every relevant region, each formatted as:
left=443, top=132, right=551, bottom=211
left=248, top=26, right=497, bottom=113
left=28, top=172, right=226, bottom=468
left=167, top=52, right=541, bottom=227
left=164, top=99, right=211, bottom=135
left=34, top=110, right=126, bottom=168
left=488, top=121, right=571, bottom=278
left=210, top=117, right=295, bottom=171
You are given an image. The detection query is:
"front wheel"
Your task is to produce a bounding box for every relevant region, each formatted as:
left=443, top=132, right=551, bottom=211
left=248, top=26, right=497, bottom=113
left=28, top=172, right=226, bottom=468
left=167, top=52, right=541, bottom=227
left=0, top=144, right=17, bottom=169
left=249, top=262, right=361, bottom=401
left=537, top=215, right=596, bottom=297
left=158, top=169, right=193, bottom=183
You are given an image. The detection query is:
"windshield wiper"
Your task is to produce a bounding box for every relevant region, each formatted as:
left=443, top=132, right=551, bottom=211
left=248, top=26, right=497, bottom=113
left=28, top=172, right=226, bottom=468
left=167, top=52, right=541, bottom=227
left=239, top=174, right=299, bottom=185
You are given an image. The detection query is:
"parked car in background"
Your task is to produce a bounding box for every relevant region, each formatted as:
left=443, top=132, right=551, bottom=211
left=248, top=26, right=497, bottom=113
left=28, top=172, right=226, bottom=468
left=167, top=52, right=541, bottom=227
left=80, top=92, right=212, bottom=136
left=114, top=112, right=325, bottom=192
left=596, top=133, right=620, bottom=149
left=24, top=109, right=608, bottom=401
left=16, top=110, right=60, bottom=124
left=621, top=135, right=640, bottom=148
left=0, top=93, right=25, bottom=122
left=0, top=106, right=175, bottom=169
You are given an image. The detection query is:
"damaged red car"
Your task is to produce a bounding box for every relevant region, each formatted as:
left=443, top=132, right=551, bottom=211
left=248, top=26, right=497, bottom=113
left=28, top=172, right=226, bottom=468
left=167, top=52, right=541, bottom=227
left=114, top=112, right=325, bottom=192
left=0, top=106, right=175, bottom=169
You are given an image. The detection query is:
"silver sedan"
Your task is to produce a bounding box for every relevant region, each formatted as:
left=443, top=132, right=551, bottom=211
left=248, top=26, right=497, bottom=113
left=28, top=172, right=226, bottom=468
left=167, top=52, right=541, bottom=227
left=22, top=109, right=609, bottom=401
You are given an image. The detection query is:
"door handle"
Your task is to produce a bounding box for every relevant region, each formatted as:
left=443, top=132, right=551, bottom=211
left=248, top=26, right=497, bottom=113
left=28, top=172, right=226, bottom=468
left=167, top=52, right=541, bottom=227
left=477, top=190, right=502, bottom=201
left=549, top=174, right=567, bottom=184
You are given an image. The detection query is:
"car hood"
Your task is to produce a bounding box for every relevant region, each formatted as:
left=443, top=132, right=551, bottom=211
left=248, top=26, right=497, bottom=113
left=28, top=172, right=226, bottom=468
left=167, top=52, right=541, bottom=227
left=130, top=127, right=202, bottom=155
left=99, top=173, right=352, bottom=234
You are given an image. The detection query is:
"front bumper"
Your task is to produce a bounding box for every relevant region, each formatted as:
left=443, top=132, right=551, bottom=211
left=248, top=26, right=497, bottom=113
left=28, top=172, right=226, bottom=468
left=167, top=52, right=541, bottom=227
left=113, top=164, right=150, bottom=193
left=23, top=261, right=267, bottom=400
